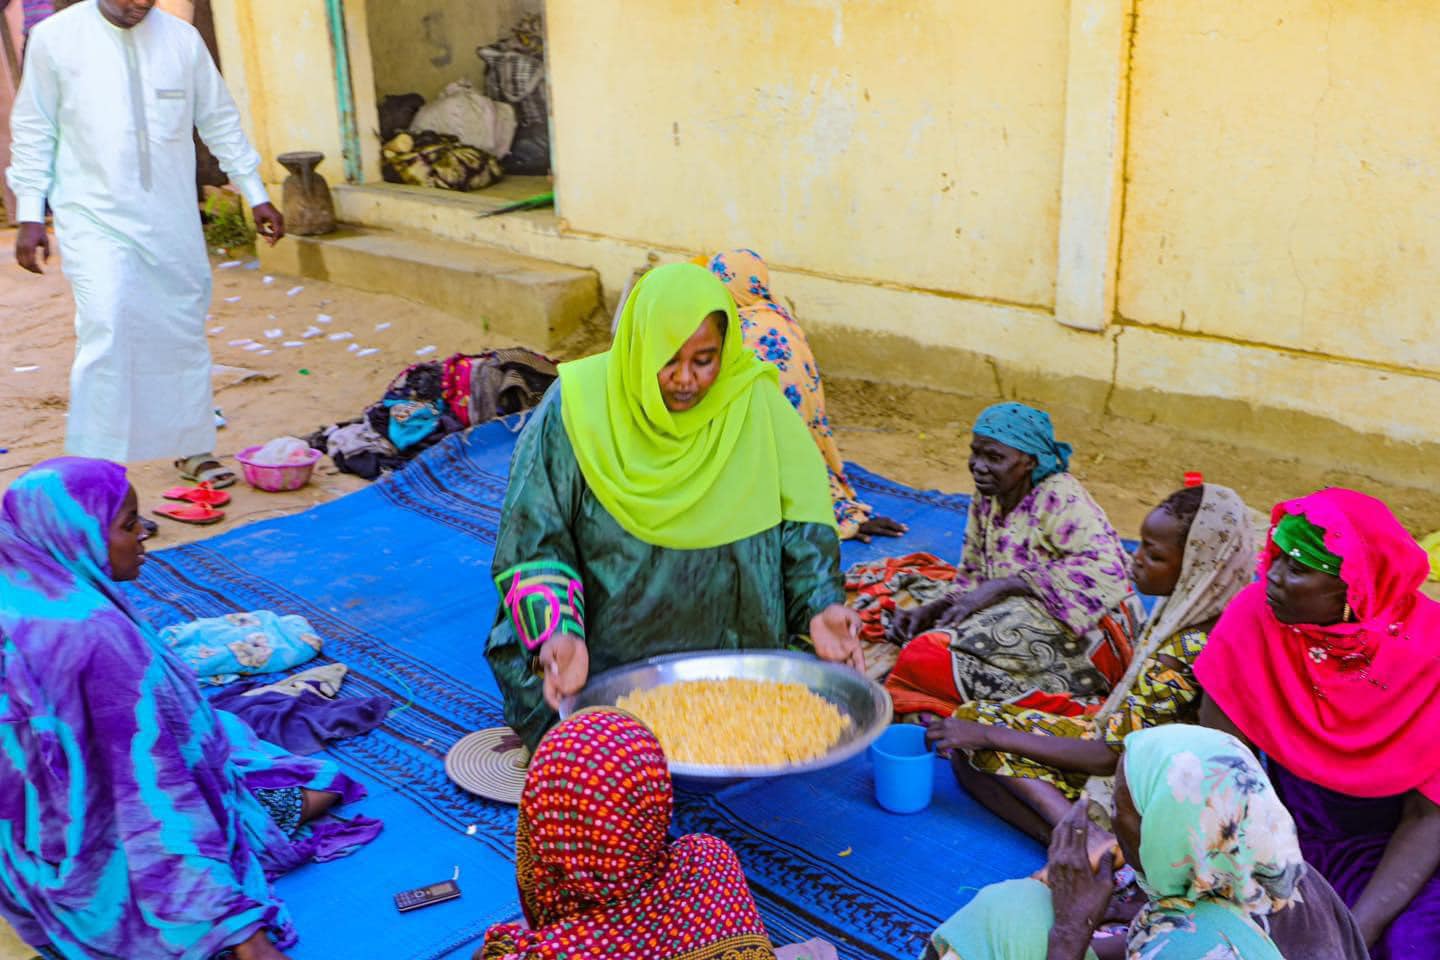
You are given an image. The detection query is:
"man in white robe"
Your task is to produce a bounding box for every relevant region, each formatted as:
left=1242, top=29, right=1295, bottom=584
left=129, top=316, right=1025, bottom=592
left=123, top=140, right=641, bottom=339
left=7, top=0, right=283, bottom=481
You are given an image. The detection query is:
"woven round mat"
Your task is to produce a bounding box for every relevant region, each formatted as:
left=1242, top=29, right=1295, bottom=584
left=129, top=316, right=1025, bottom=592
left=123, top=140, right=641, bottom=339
left=445, top=727, right=529, bottom=805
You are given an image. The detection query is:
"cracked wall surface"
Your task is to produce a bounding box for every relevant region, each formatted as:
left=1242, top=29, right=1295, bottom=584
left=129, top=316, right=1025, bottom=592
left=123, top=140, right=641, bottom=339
left=1119, top=0, right=1440, bottom=376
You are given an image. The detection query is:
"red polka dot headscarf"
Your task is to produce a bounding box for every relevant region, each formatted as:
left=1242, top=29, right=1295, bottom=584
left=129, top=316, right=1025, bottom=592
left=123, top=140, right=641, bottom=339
left=480, top=709, right=775, bottom=960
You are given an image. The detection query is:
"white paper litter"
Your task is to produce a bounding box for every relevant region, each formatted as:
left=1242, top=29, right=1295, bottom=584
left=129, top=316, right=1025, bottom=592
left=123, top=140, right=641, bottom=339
left=282, top=341, right=305, bottom=348
left=356, top=347, right=380, bottom=358
left=286, top=285, right=304, bottom=297
left=415, top=345, right=437, bottom=356
left=243, top=343, right=265, bottom=352
left=301, top=326, right=324, bottom=339
left=258, top=349, right=274, bottom=356
left=328, top=331, right=354, bottom=342
left=217, top=260, right=242, bottom=270
left=347, top=343, right=360, bottom=353
left=375, top=322, right=392, bottom=332
left=223, top=296, right=242, bottom=303
left=316, top=313, right=333, bottom=325
left=12, top=365, right=39, bottom=374
left=264, top=328, right=283, bottom=339
left=262, top=275, right=275, bottom=286
left=465, top=824, right=477, bottom=836
left=208, top=326, right=225, bottom=336
left=227, top=338, right=255, bottom=347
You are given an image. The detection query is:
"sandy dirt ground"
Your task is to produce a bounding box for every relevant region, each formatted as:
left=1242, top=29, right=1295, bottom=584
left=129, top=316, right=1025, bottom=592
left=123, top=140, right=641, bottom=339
left=1, top=227, right=1438, bottom=956
left=1, top=230, right=518, bottom=542
left=5, top=229, right=1439, bottom=543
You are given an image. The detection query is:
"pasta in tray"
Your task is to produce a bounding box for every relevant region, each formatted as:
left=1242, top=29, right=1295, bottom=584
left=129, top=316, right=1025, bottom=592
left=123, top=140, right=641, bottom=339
left=616, top=678, right=851, bottom=766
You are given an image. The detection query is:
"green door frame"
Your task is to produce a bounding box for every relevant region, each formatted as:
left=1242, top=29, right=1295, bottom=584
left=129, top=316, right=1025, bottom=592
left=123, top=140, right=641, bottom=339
left=324, top=0, right=362, bottom=183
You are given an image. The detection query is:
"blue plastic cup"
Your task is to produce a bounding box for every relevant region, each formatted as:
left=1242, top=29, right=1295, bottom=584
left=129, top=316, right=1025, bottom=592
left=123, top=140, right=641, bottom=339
left=869, top=723, right=935, bottom=814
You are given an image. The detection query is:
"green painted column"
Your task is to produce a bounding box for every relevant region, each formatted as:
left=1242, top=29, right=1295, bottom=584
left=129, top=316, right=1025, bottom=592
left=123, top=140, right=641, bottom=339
left=324, top=0, right=362, bottom=183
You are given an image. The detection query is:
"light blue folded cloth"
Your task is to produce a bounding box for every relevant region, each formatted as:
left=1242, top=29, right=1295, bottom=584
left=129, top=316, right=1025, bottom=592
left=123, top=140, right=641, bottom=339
left=160, top=610, right=323, bottom=686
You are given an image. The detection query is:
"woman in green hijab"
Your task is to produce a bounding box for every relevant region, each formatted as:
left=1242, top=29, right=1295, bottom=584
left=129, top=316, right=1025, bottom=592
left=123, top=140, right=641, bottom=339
left=486, top=263, right=864, bottom=749
left=925, top=724, right=1304, bottom=960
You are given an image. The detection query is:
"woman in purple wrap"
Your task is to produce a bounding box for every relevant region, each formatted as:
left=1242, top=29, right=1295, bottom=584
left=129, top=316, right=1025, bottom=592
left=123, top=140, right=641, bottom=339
left=0, top=458, right=381, bottom=960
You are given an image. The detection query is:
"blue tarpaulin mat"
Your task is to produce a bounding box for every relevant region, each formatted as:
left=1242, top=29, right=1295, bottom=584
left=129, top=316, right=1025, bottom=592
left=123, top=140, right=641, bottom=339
left=125, top=419, right=1060, bottom=960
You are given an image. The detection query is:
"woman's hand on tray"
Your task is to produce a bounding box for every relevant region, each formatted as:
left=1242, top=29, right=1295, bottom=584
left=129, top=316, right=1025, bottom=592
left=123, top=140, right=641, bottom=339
left=811, top=604, right=866, bottom=674
left=539, top=633, right=589, bottom=708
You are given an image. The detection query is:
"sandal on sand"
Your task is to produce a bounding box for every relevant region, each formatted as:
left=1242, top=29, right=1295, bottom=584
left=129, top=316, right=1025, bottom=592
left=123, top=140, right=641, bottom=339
left=153, top=502, right=226, bottom=526
left=175, top=454, right=236, bottom=489
left=162, top=481, right=232, bottom=507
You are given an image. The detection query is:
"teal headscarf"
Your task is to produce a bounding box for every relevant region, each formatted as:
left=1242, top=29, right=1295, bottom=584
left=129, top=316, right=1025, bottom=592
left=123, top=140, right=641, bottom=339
left=972, top=403, right=1072, bottom=484
left=926, top=725, right=1304, bottom=960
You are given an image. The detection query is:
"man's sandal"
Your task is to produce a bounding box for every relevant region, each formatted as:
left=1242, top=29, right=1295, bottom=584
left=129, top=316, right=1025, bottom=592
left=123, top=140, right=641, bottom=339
left=175, top=454, right=237, bottom=489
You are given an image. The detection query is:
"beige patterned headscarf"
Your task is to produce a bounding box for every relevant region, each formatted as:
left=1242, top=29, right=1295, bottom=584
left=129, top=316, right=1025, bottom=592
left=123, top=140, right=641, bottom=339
left=1092, top=484, right=1258, bottom=724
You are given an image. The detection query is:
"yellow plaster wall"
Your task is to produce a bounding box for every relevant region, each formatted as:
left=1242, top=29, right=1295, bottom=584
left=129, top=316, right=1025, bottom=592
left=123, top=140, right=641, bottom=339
left=214, top=0, right=1439, bottom=460
left=365, top=0, right=536, bottom=103
left=1119, top=0, right=1440, bottom=373
left=211, top=0, right=359, bottom=188
left=546, top=0, right=1071, bottom=308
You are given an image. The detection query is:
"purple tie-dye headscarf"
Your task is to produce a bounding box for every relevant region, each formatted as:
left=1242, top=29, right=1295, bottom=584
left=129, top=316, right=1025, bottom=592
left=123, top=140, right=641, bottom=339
left=0, top=458, right=379, bottom=958
left=0, top=456, right=133, bottom=603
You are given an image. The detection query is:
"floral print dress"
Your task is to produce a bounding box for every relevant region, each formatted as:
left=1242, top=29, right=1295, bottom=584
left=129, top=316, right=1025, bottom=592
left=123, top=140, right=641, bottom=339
left=855, top=473, right=1143, bottom=716
left=957, top=626, right=1210, bottom=799
left=708, top=249, right=874, bottom=538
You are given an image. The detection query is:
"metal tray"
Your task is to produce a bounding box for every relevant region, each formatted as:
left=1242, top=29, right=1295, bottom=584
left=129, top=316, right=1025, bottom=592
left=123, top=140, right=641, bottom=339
left=559, top=649, right=892, bottom=782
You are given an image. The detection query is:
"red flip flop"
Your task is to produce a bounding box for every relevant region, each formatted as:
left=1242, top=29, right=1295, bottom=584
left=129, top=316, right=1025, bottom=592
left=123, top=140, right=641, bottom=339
left=153, top=502, right=226, bottom=526
left=161, top=481, right=232, bottom=507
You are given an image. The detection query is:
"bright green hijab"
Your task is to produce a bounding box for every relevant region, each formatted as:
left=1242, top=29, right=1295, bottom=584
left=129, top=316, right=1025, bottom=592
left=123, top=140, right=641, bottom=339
left=557, top=262, right=835, bottom=549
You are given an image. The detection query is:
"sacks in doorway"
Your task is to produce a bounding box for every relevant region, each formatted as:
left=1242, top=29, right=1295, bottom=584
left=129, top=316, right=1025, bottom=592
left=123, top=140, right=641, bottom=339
left=378, top=92, right=426, bottom=141
left=410, top=79, right=517, bottom=159
left=477, top=13, right=549, bottom=175
left=382, top=130, right=504, bottom=192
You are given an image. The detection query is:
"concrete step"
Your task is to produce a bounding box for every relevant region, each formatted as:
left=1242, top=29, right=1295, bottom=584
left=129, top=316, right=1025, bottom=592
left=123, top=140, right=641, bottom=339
left=258, top=225, right=599, bottom=350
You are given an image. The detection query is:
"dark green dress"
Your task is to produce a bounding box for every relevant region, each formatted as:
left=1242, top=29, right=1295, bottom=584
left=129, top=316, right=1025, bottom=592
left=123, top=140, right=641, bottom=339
left=486, top=391, right=845, bottom=749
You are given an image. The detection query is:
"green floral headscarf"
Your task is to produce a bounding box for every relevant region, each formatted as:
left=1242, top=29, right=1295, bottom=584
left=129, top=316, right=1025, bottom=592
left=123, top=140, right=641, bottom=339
left=1122, top=725, right=1304, bottom=959
left=927, top=727, right=1306, bottom=960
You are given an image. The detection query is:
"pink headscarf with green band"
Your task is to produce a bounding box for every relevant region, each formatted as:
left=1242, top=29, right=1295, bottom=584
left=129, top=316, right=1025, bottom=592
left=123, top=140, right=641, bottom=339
left=1195, top=488, right=1440, bottom=802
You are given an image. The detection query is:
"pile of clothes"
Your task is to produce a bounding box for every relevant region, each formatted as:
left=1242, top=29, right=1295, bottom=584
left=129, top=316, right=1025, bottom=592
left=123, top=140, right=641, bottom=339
left=162, top=610, right=394, bottom=756
left=381, top=129, right=505, bottom=193
left=307, top=348, right=558, bottom=481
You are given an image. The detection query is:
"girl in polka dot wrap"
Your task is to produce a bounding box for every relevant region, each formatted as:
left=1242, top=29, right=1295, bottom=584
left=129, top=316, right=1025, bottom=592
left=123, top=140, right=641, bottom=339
left=478, top=709, right=776, bottom=960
